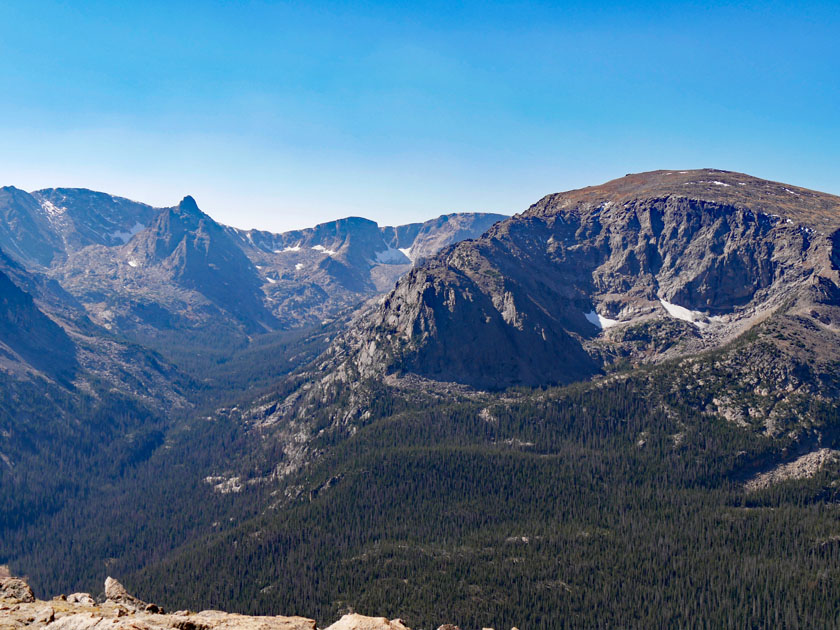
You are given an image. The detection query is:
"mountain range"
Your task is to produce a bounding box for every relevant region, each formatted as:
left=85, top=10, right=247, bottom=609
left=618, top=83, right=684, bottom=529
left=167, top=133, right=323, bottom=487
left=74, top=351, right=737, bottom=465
left=2, top=169, right=840, bottom=628
left=0, top=184, right=504, bottom=361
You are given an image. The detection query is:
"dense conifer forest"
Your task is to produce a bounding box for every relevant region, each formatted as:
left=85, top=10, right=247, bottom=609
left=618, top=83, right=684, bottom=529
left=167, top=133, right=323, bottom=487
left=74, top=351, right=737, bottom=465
left=130, top=374, right=840, bottom=628
left=4, top=306, right=840, bottom=629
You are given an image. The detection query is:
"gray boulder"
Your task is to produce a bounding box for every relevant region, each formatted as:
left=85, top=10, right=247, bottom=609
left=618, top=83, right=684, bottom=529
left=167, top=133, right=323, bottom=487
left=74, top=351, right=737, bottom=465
left=104, top=576, right=150, bottom=612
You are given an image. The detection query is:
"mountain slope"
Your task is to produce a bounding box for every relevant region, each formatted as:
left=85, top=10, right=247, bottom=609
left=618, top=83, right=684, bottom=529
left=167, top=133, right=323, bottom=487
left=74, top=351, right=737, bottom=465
left=204, top=169, right=840, bottom=518
left=0, top=243, right=191, bottom=569
left=317, top=169, right=840, bottom=389
left=123, top=195, right=277, bottom=332
left=0, top=187, right=158, bottom=268
left=129, top=338, right=840, bottom=628
left=0, top=187, right=64, bottom=267
left=0, top=256, right=77, bottom=382
left=32, top=188, right=158, bottom=252
left=5, top=170, right=840, bottom=629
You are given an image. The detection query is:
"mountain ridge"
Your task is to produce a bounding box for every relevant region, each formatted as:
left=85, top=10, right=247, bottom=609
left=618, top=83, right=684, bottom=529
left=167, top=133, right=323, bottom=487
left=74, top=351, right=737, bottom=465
left=301, top=169, right=840, bottom=389
left=0, top=185, right=506, bottom=349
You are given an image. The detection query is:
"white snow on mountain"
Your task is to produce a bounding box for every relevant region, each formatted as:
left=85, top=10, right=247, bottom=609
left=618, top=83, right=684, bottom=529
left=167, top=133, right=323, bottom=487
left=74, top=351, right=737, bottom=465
left=584, top=310, right=620, bottom=329
left=374, top=247, right=410, bottom=264
left=111, top=222, right=146, bottom=243
left=39, top=199, right=66, bottom=225
left=659, top=298, right=708, bottom=328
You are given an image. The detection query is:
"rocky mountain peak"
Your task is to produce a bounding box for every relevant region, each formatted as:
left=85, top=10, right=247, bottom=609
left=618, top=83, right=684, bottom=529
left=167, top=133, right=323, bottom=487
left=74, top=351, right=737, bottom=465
left=119, top=196, right=276, bottom=332
left=129, top=196, right=221, bottom=262
left=177, top=195, right=200, bottom=213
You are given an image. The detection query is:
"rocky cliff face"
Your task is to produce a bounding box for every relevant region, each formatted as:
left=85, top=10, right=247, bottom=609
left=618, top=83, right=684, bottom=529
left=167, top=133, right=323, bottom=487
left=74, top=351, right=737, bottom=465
left=381, top=212, right=506, bottom=265
left=316, top=169, right=840, bottom=389
left=204, top=169, right=840, bottom=506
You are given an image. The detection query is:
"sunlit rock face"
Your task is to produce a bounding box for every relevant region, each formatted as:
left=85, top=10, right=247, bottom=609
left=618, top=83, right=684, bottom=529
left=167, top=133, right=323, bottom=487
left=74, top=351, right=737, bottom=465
left=323, top=170, right=840, bottom=389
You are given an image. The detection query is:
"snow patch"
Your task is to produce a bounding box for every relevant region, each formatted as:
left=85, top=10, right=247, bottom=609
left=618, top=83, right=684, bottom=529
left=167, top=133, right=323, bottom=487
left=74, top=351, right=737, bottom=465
left=267, top=277, right=277, bottom=284
left=39, top=199, right=66, bottom=220
left=127, top=259, right=139, bottom=268
left=374, top=247, right=410, bottom=264
left=398, top=247, right=412, bottom=259
left=295, top=263, right=304, bottom=270
left=659, top=298, right=708, bottom=328
left=111, top=222, right=145, bottom=244
left=282, top=245, right=301, bottom=252
left=784, top=188, right=800, bottom=197
left=312, top=245, right=337, bottom=255
left=585, top=310, right=620, bottom=330
left=685, top=180, right=730, bottom=188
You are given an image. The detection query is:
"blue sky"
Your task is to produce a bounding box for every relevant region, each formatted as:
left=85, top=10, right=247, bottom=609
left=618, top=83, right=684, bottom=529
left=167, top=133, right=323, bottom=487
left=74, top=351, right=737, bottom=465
left=0, top=1, right=837, bottom=232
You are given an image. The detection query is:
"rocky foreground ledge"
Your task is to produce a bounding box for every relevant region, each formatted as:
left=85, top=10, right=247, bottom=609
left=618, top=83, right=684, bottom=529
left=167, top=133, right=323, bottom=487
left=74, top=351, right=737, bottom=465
left=0, top=575, right=516, bottom=630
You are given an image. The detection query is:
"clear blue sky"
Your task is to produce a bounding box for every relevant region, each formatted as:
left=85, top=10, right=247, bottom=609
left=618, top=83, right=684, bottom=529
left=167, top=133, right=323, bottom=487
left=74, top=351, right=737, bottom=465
left=0, top=1, right=837, bottom=232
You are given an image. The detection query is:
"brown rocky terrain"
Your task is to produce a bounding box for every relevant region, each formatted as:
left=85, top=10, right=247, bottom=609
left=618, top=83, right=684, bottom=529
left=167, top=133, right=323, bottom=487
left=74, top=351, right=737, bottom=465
left=0, top=575, right=496, bottom=630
